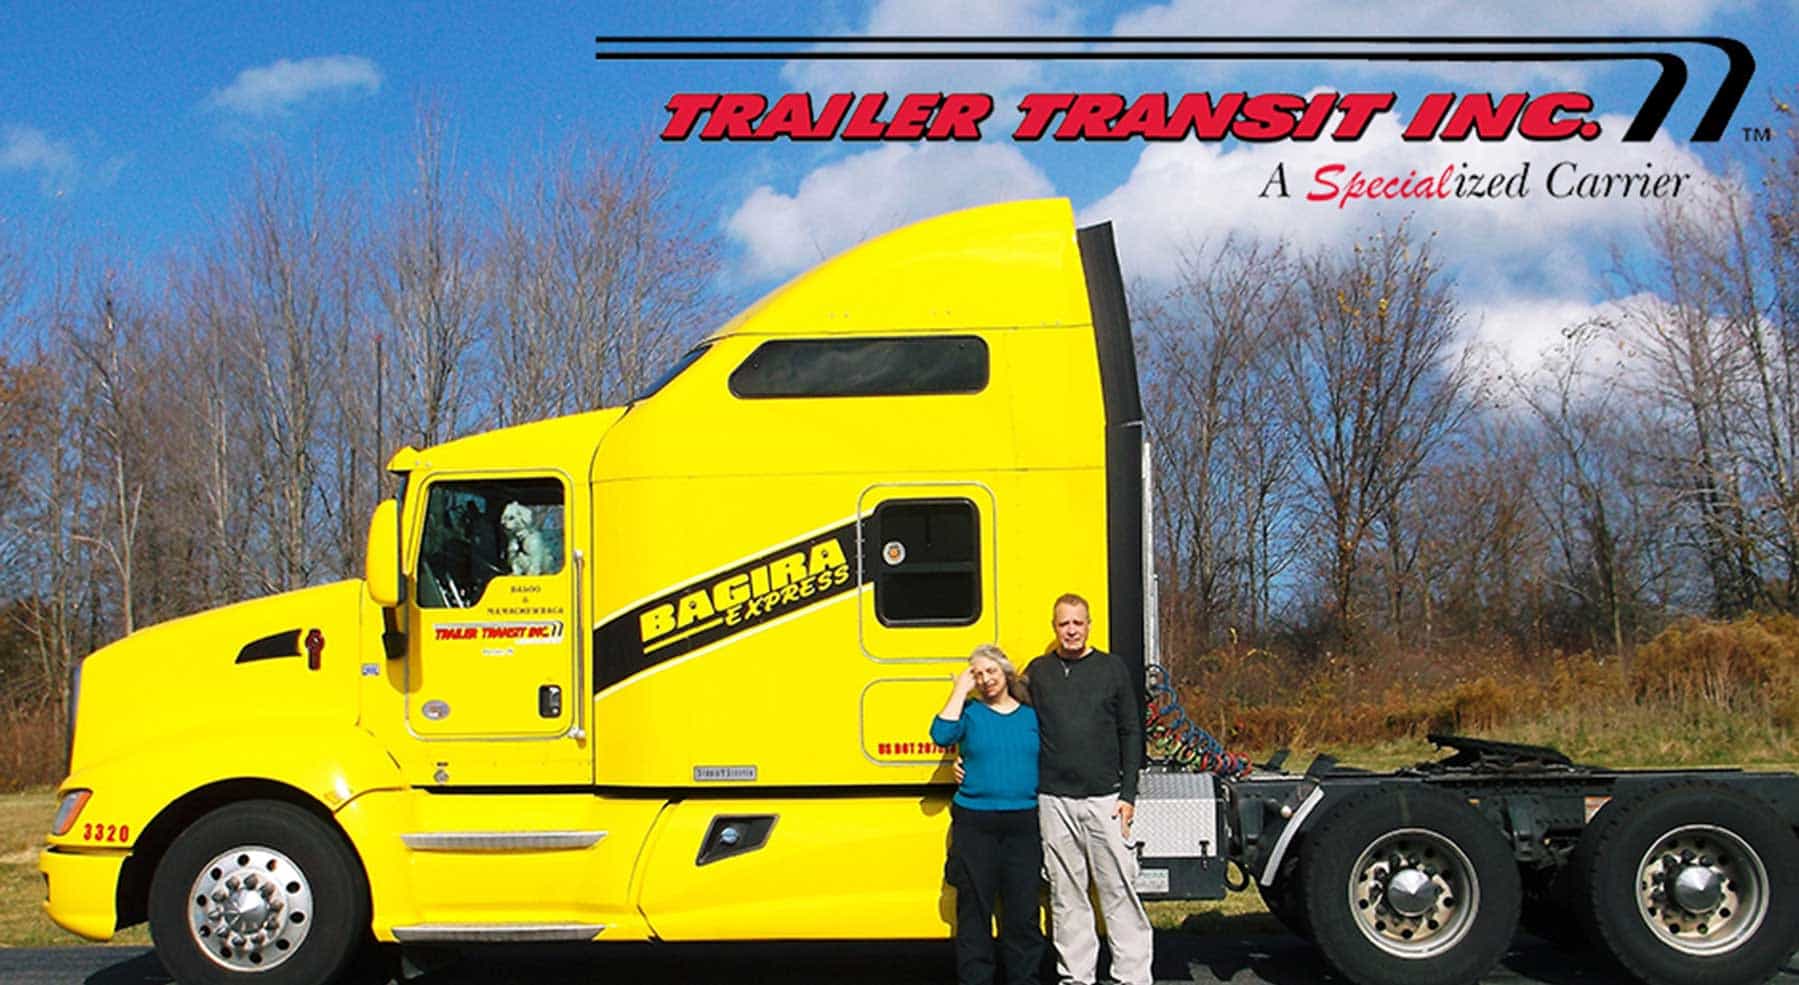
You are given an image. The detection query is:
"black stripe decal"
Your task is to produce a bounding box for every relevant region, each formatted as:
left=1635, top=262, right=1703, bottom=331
left=593, top=521, right=859, bottom=692
left=236, top=629, right=302, bottom=664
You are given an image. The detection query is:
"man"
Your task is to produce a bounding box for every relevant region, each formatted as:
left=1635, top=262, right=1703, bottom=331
left=1024, top=593, right=1151, bottom=985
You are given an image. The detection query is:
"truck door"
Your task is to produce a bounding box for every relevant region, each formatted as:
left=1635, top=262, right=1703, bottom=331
left=856, top=484, right=998, bottom=767
left=402, top=472, right=589, bottom=784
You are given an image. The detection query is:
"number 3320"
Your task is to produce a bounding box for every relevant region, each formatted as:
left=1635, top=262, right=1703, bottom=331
left=82, top=822, right=128, bottom=843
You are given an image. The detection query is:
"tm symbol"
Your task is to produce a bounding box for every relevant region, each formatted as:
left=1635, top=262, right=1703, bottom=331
left=1743, top=126, right=1774, bottom=142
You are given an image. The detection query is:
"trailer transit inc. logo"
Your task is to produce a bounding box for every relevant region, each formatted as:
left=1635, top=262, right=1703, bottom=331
left=596, top=34, right=1753, bottom=144
left=598, top=35, right=1754, bottom=207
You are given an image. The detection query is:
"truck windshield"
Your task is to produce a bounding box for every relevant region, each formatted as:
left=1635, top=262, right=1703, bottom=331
left=630, top=344, right=711, bottom=404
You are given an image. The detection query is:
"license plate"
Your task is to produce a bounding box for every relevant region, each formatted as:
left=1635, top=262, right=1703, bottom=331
left=1135, top=868, right=1170, bottom=894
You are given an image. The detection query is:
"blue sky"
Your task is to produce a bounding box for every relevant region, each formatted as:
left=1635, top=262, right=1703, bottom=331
left=3, top=2, right=1796, bottom=370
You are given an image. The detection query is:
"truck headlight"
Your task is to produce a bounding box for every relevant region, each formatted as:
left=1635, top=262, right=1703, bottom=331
left=51, top=790, right=91, bottom=837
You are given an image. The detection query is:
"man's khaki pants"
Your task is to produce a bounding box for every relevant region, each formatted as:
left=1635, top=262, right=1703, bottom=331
left=1038, top=793, right=1154, bottom=985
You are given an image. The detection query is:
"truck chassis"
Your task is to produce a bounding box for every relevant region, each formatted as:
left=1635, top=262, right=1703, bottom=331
left=1135, top=735, right=1799, bottom=985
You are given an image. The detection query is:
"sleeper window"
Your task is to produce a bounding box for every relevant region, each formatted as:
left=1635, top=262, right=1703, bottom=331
left=730, top=337, right=988, bottom=398
left=867, top=499, right=981, bottom=625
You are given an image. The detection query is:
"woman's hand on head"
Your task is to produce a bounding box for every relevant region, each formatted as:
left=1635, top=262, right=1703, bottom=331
left=952, top=667, right=977, bottom=697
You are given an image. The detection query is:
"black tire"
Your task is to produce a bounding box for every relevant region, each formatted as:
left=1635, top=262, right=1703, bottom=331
left=1258, top=850, right=1312, bottom=940
left=1298, top=787, right=1522, bottom=985
left=148, top=800, right=370, bottom=985
left=1573, top=782, right=1799, bottom=985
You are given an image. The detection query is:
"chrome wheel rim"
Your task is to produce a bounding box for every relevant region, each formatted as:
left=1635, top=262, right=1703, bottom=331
left=1634, top=824, right=1768, bottom=956
left=186, top=845, right=314, bottom=971
left=1347, top=828, right=1480, bottom=958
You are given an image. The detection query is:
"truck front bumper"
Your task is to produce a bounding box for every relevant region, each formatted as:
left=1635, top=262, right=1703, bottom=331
left=39, top=846, right=126, bottom=940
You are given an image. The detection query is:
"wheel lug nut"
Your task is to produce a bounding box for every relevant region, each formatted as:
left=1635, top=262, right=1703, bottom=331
left=245, top=874, right=259, bottom=889
left=211, top=888, right=228, bottom=902
left=226, top=876, right=241, bottom=891
left=270, top=898, right=284, bottom=911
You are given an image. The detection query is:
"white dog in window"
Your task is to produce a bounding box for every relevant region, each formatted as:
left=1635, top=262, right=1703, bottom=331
left=499, top=501, right=552, bottom=576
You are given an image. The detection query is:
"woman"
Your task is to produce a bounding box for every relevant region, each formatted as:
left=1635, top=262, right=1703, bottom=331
left=931, top=644, right=1044, bottom=985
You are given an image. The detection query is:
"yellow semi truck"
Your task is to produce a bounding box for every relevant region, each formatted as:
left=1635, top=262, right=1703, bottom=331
left=41, top=198, right=1149, bottom=983
left=40, top=199, right=1799, bottom=985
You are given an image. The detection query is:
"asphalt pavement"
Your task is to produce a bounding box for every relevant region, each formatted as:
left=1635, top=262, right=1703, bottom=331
left=3, top=934, right=1794, bottom=985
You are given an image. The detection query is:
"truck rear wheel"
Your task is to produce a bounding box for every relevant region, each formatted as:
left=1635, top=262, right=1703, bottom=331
left=147, top=800, right=369, bottom=985
left=1574, top=782, right=1799, bottom=985
left=1298, top=787, right=1521, bottom=985
left=1258, top=851, right=1311, bottom=940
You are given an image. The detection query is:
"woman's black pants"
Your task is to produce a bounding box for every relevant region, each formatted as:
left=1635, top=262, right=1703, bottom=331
left=947, top=804, right=1045, bottom=985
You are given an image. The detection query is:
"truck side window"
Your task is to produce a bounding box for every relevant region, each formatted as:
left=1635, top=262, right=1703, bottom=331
left=729, top=337, right=988, bottom=398
left=415, top=478, right=565, bottom=609
left=867, top=499, right=980, bottom=625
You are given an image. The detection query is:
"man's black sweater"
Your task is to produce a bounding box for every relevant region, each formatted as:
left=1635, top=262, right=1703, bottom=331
left=1024, top=648, right=1143, bottom=803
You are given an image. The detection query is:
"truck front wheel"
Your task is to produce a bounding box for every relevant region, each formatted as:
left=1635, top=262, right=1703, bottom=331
left=147, top=800, right=369, bottom=985
left=1298, top=787, right=1521, bottom=985
left=1575, top=782, right=1799, bottom=985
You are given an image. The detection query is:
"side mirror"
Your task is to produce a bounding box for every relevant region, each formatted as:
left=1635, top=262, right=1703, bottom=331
left=365, top=499, right=402, bottom=607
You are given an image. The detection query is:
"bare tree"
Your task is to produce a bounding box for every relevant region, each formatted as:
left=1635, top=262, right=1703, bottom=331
left=0, top=218, right=27, bottom=350
left=1413, top=416, right=1551, bottom=652
left=378, top=104, right=484, bottom=449
left=57, top=272, right=156, bottom=635
left=173, top=253, right=253, bottom=607
left=204, top=154, right=361, bottom=592
left=1517, top=322, right=1653, bottom=659
left=490, top=140, right=719, bottom=423
left=1278, top=225, right=1478, bottom=651
left=1142, top=238, right=1302, bottom=652
left=1615, top=204, right=1763, bottom=616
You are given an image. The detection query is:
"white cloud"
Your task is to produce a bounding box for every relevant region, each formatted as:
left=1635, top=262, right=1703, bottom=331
left=783, top=0, right=1083, bottom=98
left=726, top=143, right=1056, bottom=280
left=1471, top=295, right=1635, bottom=385
left=0, top=126, right=79, bottom=196
left=209, top=55, right=382, bottom=117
